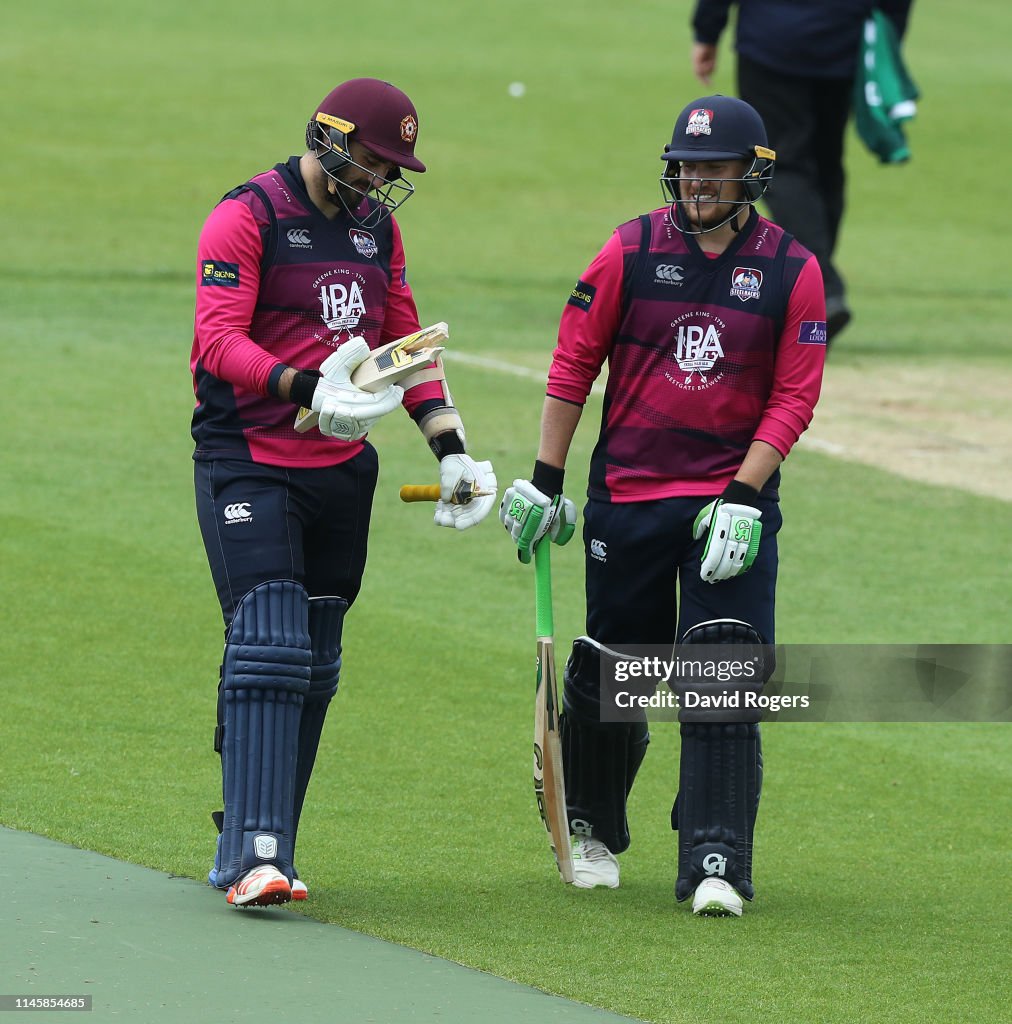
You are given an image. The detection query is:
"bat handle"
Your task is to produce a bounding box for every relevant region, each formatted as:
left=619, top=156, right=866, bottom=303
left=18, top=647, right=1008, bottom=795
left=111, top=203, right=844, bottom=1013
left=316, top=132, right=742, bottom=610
left=534, top=538, right=554, bottom=638
left=399, top=484, right=442, bottom=503
left=400, top=481, right=491, bottom=505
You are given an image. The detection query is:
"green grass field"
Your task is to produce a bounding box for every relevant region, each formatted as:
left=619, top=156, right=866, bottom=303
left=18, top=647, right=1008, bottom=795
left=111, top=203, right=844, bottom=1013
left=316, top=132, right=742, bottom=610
left=2, top=2, right=1010, bottom=1022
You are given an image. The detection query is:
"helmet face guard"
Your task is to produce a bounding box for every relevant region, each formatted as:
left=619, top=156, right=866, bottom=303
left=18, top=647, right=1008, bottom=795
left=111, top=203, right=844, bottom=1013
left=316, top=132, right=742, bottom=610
left=660, top=146, right=775, bottom=235
left=659, top=95, right=775, bottom=235
left=307, top=112, right=415, bottom=229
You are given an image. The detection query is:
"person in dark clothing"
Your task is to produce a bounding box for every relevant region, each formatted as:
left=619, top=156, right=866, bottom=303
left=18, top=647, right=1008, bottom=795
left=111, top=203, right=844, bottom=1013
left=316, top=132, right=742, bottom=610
left=690, top=0, right=914, bottom=343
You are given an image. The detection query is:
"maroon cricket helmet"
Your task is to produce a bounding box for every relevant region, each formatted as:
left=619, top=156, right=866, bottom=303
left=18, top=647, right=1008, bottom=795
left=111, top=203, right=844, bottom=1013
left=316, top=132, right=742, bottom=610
left=313, top=78, right=425, bottom=173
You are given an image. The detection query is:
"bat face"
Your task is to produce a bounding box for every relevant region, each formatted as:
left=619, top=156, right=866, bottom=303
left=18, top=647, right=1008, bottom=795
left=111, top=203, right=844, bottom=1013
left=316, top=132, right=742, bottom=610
left=535, top=636, right=574, bottom=883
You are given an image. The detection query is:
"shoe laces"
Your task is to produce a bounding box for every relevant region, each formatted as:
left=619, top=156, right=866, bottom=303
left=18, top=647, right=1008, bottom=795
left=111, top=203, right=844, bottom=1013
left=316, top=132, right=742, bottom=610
left=576, top=838, right=613, bottom=862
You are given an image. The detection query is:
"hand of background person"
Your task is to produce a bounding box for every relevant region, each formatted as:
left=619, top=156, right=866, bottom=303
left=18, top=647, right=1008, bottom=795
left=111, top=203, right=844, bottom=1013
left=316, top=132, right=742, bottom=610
left=691, top=42, right=717, bottom=86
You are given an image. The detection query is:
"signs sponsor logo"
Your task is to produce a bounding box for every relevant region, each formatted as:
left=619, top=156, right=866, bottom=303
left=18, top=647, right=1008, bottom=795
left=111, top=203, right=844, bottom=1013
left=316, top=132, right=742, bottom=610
left=287, top=228, right=312, bottom=248
left=568, top=279, right=596, bottom=312
left=201, top=260, right=239, bottom=287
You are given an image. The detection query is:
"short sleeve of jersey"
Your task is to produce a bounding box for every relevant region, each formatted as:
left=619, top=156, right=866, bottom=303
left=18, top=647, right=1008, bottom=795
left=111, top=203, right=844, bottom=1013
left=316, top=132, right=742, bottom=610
left=753, top=253, right=827, bottom=456
left=547, top=231, right=624, bottom=405
left=192, top=195, right=284, bottom=395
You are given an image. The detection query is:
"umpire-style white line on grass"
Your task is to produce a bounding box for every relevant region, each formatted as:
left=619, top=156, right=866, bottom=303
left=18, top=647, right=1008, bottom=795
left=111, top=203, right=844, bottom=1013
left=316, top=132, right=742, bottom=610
left=444, top=351, right=1011, bottom=500
left=444, top=350, right=836, bottom=448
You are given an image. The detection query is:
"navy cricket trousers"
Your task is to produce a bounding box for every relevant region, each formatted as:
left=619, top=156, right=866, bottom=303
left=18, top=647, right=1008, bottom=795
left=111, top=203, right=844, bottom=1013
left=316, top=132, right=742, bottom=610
left=194, top=445, right=379, bottom=626
left=583, top=494, right=782, bottom=646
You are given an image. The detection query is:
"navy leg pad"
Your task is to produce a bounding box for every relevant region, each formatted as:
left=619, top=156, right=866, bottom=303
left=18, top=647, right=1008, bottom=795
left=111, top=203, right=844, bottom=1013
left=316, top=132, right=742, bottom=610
left=561, top=638, right=649, bottom=855
left=291, top=596, right=348, bottom=857
left=674, top=721, right=762, bottom=901
left=673, top=618, right=766, bottom=901
left=215, top=580, right=311, bottom=888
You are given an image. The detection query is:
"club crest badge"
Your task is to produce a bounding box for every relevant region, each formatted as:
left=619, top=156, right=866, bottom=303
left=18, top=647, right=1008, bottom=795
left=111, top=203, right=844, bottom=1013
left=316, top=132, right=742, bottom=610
left=400, top=114, right=418, bottom=143
left=730, top=267, right=763, bottom=302
left=685, top=108, right=714, bottom=136
left=349, top=229, right=378, bottom=258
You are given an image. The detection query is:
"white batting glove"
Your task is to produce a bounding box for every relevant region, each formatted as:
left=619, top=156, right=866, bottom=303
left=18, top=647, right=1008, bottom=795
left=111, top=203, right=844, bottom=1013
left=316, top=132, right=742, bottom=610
left=693, top=498, right=763, bottom=583
left=499, top=479, right=577, bottom=564
left=312, top=337, right=403, bottom=441
left=434, top=455, right=498, bottom=530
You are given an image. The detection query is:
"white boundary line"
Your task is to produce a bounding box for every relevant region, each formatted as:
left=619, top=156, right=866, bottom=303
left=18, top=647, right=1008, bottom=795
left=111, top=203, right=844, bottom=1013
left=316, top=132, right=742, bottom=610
left=445, top=350, right=840, bottom=448
left=443, top=349, right=1011, bottom=502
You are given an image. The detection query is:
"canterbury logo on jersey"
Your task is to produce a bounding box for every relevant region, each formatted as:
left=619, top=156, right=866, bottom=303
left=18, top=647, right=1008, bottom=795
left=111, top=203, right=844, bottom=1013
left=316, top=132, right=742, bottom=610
left=223, top=502, right=252, bottom=523
left=654, top=264, right=685, bottom=284
left=286, top=228, right=312, bottom=248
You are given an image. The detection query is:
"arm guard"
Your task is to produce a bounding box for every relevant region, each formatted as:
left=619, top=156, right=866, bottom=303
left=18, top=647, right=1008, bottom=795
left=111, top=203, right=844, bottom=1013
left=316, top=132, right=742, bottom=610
left=403, top=355, right=466, bottom=455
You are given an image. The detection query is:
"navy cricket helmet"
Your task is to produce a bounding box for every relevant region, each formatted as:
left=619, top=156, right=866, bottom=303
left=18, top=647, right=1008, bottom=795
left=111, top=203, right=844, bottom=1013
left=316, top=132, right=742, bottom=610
left=660, top=95, right=775, bottom=233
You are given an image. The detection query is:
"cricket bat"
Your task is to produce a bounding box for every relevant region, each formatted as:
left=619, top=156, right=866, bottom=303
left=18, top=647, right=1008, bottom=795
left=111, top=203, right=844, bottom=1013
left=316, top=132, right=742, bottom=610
left=533, top=537, right=575, bottom=884
left=294, top=322, right=449, bottom=433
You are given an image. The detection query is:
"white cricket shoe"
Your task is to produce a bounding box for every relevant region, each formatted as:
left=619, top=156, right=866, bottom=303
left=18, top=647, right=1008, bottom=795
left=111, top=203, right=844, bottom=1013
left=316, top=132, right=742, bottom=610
left=692, top=877, right=743, bottom=917
left=291, top=878, right=308, bottom=901
left=570, top=836, right=620, bottom=889
left=226, top=865, right=292, bottom=908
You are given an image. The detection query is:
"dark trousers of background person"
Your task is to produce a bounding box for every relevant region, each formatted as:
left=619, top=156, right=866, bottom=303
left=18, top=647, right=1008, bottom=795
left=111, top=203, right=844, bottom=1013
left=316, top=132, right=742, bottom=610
left=737, top=53, right=854, bottom=330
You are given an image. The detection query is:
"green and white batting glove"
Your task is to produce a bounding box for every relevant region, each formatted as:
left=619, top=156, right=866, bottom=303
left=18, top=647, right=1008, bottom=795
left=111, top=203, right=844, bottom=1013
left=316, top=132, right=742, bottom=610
left=693, top=480, right=763, bottom=584
left=499, top=461, right=577, bottom=564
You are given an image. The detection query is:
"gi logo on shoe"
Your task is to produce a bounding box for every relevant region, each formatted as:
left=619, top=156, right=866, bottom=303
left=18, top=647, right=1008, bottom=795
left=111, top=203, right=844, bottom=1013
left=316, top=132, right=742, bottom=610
left=349, top=229, right=378, bottom=258
left=570, top=818, right=593, bottom=837
left=253, top=835, right=278, bottom=859
left=702, top=852, right=727, bottom=877
left=223, top=502, right=252, bottom=524
left=730, top=267, right=762, bottom=302
left=287, top=228, right=312, bottom=249
left=685, top=108, right=714, bottom=136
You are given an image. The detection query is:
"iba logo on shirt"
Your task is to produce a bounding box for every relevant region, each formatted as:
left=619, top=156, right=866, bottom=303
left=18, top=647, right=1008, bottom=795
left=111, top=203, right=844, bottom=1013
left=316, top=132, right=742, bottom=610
left=313, top=267, right=368, bottom=340
left=665, top=310, right=727, bottom=391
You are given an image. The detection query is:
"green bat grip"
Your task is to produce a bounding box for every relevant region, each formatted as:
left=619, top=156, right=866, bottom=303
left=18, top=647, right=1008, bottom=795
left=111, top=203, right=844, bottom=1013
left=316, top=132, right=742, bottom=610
left=534, top=537, right=554, bottom=639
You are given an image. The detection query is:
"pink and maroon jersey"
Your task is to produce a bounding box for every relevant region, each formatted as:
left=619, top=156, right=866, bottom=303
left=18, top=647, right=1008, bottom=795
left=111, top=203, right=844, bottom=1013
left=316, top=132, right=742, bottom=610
left=191, top=157, right=443, bottom=467
left=548, top=207, right=826, bottom=502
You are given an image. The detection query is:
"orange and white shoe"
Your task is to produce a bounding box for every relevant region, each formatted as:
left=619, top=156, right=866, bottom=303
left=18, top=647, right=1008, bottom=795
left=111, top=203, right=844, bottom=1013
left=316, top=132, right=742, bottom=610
left=291, top=878, right=308, bottom=901
left=226, top=865, right=292, bottom=908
